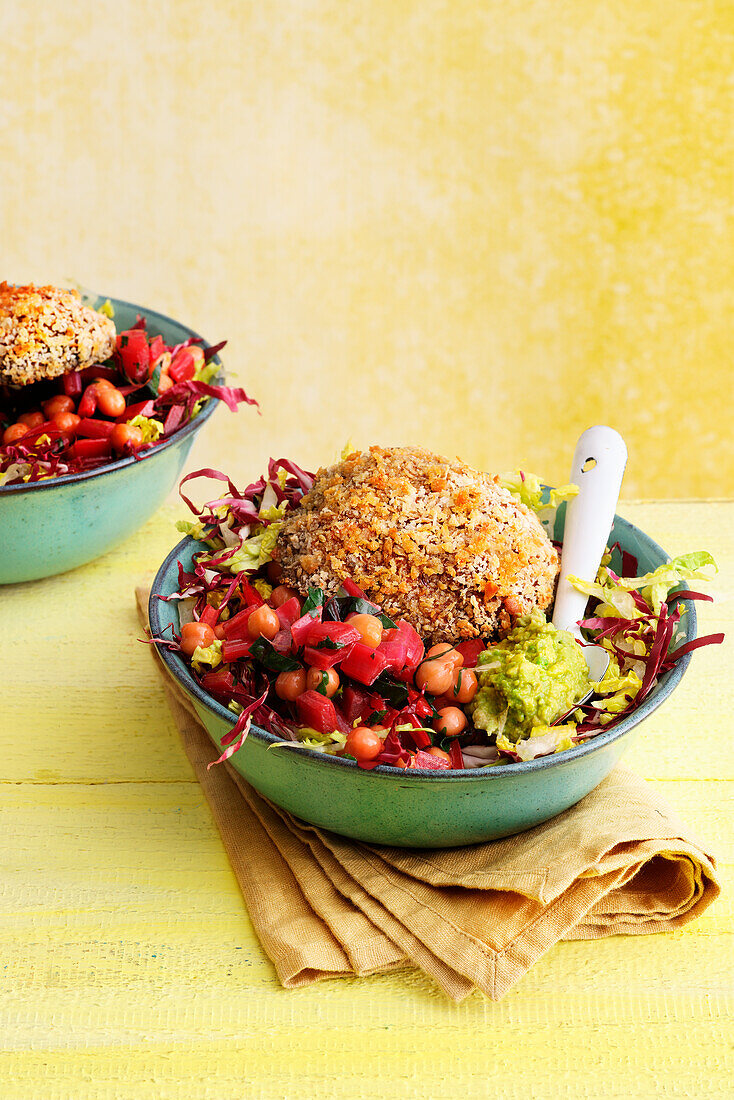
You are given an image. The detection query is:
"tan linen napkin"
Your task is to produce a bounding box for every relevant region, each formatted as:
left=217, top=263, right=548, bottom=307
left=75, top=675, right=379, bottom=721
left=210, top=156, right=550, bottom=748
left=137, top=587, right=719, bottom=1001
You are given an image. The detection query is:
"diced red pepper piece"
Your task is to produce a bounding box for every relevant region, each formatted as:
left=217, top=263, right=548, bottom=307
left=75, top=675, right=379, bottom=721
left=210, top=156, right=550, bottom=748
left=77, top=385, right=99, bottom=418
left=411, top=749, right=450, bottom=770
left=169, top=349, right=196, bottom=383
left=199, top=604, right=219, bottom=627
left=341, top=578, right=368, bottom=598
left=290, top=609, right=323, bottom=649
left=221, top=606, right=255, bottom=639
left=412, top=696, right=435, bottom=719
left=276, top=597, right=301, bottom=629
left=19, top=420, right=56, bottom=443
left=410, top=726, right=432, bottom=749
left=148, top=335, right=165, bottom=363
left=163, top=404, right=184, bottom=436
left=79, top=364, right=119, bottom=384
left=118, top=328, right=152, bottom=383
left=454, top=638, right=486, bottom=667
left=448, top=740, right=464, bottom=769
left=200, top=668, right=235, bottom=697
left=382, top=706, right=400, bottom=728
left=240, top=579, right=265, bottom=607
left=62, top=371, right=83, bottom=397
left=76, top=418, right=115, bottom=439
left=339, top=685, right=374, bottom=725
left=118, top=399, right=156, bottom=422
left=395, top=619, right=424, bottom=667
left=295, top=690, right=342, bottom=735
left=341, top=692, right=396, bottom=727
left=303, top=643, right=354, bottom=670
left=305, top=622, right=361, bottom=649
left=339, top=642, right=389, bottom=686
left=376, top=628, right=412, bottom=674
left=69, top=438, right=112, bottom=461
left=221, top=638, right=253, bottom=662
left=271, top=629, right=293, bottom=655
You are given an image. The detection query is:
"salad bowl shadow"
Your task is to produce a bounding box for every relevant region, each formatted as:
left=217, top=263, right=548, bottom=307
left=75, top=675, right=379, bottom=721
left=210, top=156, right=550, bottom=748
left=0, top=297, right=222, bottom=585
left=149, top=514, right=697, bottom=848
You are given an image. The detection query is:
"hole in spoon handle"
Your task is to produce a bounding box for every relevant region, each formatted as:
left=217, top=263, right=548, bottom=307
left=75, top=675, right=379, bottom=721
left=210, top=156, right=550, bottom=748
left=552, top=426, right=627, bottom=633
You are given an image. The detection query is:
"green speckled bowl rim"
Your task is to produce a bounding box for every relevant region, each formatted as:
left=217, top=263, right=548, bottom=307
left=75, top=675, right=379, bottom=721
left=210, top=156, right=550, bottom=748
left=0, top=296, right=222, bottom=496
left=149, top=516, right=696, bottom=778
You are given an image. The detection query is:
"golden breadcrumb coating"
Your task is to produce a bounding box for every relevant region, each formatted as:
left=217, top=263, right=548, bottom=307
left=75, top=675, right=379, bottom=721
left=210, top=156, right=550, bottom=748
left=274, top=445, right=560, bottom=644
left=0, top=283, right=116, bottom=386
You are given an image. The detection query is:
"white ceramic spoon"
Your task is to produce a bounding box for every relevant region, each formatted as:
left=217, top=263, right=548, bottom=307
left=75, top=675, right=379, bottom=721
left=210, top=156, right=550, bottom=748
left=552, top=425, right=628, bottom=701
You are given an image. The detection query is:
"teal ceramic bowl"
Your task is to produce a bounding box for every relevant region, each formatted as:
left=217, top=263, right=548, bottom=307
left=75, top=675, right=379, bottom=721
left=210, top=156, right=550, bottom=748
left=0, top=297, right=223, bottom=584
left=149, top=512, right=696, bottom=848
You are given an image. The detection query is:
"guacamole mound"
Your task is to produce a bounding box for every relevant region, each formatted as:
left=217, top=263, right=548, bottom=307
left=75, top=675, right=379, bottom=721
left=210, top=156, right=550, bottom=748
left=470, top=609, right=590, bottom=743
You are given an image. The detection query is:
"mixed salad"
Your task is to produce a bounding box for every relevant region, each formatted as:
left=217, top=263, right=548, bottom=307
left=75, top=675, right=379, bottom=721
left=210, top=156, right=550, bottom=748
left=0, top=304, right=257, bottom=485
left=152, top=460, right=723, bottom=771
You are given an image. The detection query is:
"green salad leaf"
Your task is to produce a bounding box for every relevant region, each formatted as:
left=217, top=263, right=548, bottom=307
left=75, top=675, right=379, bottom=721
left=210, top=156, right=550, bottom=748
left=499, top=470, right=579, bottom=514
left=569, top=550, right=717, bottom=617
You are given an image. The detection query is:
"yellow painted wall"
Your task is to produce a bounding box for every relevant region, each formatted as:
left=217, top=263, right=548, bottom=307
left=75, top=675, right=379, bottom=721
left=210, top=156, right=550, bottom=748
left=1, top=1, right=732, bottom=498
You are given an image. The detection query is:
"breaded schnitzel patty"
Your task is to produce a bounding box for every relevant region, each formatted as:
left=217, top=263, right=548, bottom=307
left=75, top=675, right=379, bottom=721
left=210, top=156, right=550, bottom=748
left=274, top=446, right=559, bottom=644
left=0, top=283, right=116, bottom=386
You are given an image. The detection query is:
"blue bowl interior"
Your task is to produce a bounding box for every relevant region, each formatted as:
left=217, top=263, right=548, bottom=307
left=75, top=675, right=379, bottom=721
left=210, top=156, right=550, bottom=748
left=149, top=507, right=697, bottom=780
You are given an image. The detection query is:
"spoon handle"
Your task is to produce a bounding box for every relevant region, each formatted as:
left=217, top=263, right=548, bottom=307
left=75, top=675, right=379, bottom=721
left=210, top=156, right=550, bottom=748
left=552, top=425, right=628, bottom=634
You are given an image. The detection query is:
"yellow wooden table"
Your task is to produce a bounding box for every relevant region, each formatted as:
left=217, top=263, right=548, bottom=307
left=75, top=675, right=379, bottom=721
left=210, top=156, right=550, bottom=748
left=2, top=501, right=732, bottom=1099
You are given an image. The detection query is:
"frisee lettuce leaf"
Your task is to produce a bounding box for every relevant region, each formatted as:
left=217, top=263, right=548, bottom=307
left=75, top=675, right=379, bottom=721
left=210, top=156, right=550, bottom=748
left=269, top=728, right=348, bottom=754
left=221, top=522, right=282, bottom=572
left=590, top=657, right=643, bottom=725
left=497, top=724, right=577, bottom=761
left=194, top=360, right=221, bottom=386
left=129, top=415, right=164, bottom=443
left=191, top=640, right=223, bottom=671
left=569, top=551, right=717, bottom=616
left=253, top=578, right=273, bottom=600
left=499, top=470, right=579, bottom=514
left=175, top=517, right=218, bottom=543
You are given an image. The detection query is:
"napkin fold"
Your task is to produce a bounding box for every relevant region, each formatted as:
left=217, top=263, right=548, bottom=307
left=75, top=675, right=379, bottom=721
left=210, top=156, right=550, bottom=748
left=137, top=587, right=719, bottom=1001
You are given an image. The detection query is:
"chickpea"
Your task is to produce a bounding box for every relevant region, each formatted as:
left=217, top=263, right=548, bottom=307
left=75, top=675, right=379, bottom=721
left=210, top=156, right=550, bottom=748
left=247, top=603, right=280, bottom=640
left=427, top=746, right=451, bottom=761
left=347, top=613, right=383, bottom=649
left=42, top=394, right=74, bottom=418
left=415, top=658, right=455, bottom=696
left=306, top=667, right=339, bottom=697
left=451, top=667, right=478, bottom=705
left=432, top=706, right=467, bottom=738
left=2, top=423, right=29, bottom=445
left=426, top=643, right=463, bottom=669
left=180, top=621, right=215, bottom=657
left=18, top=410, right=45, bottom=428
left=110, top=423, right=143, bottom=453
left=271, top=584, right=299, bottom=608
left=275, top=669, right=307, bottom=701
left=344, top=726, right=384, bottom=761
left=95, top=385, right=126, bottom=418
left=52, top=412, right=81, bottom=433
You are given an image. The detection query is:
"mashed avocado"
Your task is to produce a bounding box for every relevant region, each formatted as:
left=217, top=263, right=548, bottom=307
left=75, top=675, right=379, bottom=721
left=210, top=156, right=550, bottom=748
left=470, top=609, right=590, bottom=743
